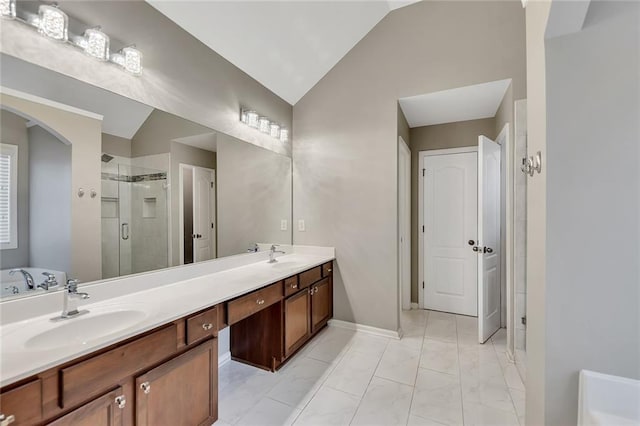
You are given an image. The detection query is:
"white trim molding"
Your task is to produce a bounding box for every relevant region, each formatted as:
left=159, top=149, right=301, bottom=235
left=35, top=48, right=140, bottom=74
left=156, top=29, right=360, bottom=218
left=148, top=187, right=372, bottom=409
left=328, top=319, right=401, bottom=340
left=0, top=86, right=104, bottom=121
left=411, top=303, right=420, bottom=310
left=218, top=351, right=231, bottom=368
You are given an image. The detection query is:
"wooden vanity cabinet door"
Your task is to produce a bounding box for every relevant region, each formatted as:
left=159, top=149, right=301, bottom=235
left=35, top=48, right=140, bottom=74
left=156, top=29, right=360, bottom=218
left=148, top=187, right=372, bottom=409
left=136, top=339, right=217, bottom=426
left=311, top=278, right=332, bottom=334
left=284, top=289, right=311, bottom=357
left=0, top=379, right=42, bottom=425
left=47, top=387, right=125, bottom=426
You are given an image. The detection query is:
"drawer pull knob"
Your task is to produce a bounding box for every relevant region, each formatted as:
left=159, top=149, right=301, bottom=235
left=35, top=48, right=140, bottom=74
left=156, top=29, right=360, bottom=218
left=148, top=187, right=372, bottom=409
left=115, top=395, right=126, bottom=409
left=327, top=269, right=332, bottom=272
left=314, top=286, right=319, bottom=294
left=140, top=382, right=151, bottom=394
left=291, top=283, right=298, bottom=289
left=257, top=299, right=265, bottom=305
left=202, top=323, right=213, bottom=330
left=0, top=414, right=16, bottom=426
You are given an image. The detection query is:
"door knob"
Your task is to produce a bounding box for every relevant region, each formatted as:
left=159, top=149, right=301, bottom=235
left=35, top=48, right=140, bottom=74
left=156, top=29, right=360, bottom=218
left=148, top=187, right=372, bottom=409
left=484, top=247, right=494, bottom=254
left=472, top=246, right=480, bottom=252
left=468, top=240, right=475, bottom=246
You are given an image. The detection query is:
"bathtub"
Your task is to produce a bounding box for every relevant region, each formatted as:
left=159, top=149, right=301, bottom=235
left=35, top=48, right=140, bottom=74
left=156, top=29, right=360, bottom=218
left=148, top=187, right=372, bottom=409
left=578, top=370, right=640, bottom=426
left=0, top=268, right=66, bottom=298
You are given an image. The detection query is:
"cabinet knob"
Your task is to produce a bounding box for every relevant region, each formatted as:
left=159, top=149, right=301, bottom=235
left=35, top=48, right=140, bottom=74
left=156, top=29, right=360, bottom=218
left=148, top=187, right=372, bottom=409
left=327, top=269, right=332, bottom=272
left=0, top=414, right=16, bottom=426
left=291, top=283, right=298, bottom=289
left=256, top=299, right=265, bottom=305
left=115, top=395, right=126, bottom=409
left=314, top=286, right=319, bottom=294
left=140, top=382, right=151, bottom=394
left=202, top=323, right=213, bottom=330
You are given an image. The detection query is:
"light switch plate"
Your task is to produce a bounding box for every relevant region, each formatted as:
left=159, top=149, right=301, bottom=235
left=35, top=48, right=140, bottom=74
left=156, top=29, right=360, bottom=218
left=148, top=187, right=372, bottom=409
left=298, top=219, right=306, bottom=232
left=280, top=219, right=288, bottom=231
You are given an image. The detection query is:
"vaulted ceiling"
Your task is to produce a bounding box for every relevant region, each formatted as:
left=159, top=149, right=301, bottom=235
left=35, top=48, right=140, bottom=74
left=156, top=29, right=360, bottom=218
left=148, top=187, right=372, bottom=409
left=146, top=1, right=421, bottom=105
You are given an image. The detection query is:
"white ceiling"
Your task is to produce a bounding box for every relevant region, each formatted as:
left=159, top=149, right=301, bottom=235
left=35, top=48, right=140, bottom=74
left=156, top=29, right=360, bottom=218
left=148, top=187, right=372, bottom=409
left=399, top=79, right=512, bottom=128
left=0, top=54, right=153, bottom=139
left=147, top=0, right=421, bottom=105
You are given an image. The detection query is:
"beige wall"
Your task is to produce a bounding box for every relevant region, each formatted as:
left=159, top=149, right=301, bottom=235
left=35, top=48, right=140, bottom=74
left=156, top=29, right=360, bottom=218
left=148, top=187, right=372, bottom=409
left=1, top=93, right=102, bottom=282
left=525, top=1, right=551, bottom=424
left=170, top=141, right=216, bottom=266
left=397, top=104, right=410, bottom=145
left=542, top=1, right=639, bottom=424
left=293, top=0, right=526, bottom=332
left=217, top=133, right=292, bottom=257
left=102, top=134, right=132, bottom=158
left=408, top=118, right=496, bottom=304
left=0, top=110, right=29, bottom=269
left=0, top=1, right=292, bottom=157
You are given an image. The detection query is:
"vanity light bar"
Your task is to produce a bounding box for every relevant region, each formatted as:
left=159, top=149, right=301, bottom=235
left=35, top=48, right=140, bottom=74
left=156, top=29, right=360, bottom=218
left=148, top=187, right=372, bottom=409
left=240, top=109, right=288, bottom=142
left=7, top=2, right=143, bottom=75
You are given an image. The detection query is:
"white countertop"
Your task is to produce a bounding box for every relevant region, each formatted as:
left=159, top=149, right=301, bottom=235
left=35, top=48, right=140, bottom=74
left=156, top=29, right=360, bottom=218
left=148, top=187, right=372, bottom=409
left=0, top=248, right=334, bottom=387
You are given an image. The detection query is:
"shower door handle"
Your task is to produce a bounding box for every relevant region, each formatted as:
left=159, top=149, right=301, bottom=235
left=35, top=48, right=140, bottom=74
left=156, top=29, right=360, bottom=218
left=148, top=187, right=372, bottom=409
left=121, top=223, right=129, bottom=240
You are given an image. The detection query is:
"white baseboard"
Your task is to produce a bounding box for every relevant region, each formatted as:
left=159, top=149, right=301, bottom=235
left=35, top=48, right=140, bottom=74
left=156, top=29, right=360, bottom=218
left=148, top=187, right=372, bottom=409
left=411, top=303, right=419, bottom=310
left=328, top=319, right=401, bottom=339
left=218, top=351, right=231, bottom=368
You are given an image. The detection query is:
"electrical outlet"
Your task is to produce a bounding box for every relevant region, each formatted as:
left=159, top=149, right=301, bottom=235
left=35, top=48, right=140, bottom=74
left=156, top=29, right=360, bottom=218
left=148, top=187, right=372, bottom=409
left=297, top=219, right=306, bottom=232
left=280, top=219, right=288, bottom=231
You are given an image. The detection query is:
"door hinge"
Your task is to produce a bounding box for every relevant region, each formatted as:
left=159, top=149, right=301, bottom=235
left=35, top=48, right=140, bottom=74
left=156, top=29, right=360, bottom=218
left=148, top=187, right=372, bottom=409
left=211, top=223, right=214, bottom=229
left=422, top=281, right=424, bottom=289
left=521, top=316, right=527, bottom=326
left=422, top=168, right=425, bottom=177
left=210, top=182, right=214, bottom=188
left=422, top=225, right=425, bottom=233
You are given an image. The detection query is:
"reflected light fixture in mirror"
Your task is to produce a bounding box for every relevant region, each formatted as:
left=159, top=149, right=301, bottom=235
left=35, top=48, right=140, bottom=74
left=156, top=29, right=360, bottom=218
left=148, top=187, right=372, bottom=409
left=280, top=129, right=289, bottom=142
left=245, top=110, right=259, bottom=128
left=0, top=0, right=16, bottom=18
left=269, top=123, right=280, bottom=139
left=37, top=4, right=68, bottom=41
left=259, top=117, right=270, bottom=134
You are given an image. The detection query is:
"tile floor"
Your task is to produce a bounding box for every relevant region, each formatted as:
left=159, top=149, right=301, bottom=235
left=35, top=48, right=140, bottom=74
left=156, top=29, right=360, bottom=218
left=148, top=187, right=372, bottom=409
left=215, top=310, right=525, bottom=426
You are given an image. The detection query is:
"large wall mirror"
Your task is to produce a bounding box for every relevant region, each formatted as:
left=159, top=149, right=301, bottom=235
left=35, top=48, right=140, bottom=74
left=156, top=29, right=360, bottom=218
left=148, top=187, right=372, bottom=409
left=0, top=54, right=292, bottom=300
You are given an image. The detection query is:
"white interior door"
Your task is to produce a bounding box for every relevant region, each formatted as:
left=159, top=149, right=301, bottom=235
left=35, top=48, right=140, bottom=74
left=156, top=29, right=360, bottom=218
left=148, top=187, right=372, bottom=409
left=193, top=168, right=215, bottom=262
left=399, top=137, right=411, bottom=311
left=478, top=135, right=501, bottom=343
left=423, top=151, right=478, bottom=316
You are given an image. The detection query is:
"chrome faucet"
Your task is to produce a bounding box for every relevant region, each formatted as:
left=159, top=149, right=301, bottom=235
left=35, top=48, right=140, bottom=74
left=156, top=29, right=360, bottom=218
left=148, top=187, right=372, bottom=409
left=38, top=272, right=58, bottom=291
left=53, top=279, right=90, bottom=320
left=268, top=244, right=285, bottom=263
left=9, top=269, right=35, bottom=290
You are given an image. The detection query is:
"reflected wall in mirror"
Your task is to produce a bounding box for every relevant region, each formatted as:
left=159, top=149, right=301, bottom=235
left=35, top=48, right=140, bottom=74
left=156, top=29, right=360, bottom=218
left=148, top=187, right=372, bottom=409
left=0, top=54, right=292, bottom=300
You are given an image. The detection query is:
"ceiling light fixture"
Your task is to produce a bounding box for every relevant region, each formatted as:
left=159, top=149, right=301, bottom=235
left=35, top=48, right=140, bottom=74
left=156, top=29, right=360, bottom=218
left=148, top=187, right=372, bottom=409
left=240, top=108, right=288, bottom=142
left=9, top=1, right=143, bottom=75
left=0, top=0, right=16, bottom=19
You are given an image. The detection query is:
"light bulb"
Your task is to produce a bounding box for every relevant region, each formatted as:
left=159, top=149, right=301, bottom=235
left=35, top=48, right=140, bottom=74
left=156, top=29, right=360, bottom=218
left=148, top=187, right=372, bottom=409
left=280, top=129, right=289, bottom=142
left=259, top=117, right=270, bottom=133
left=246, top=111, right=259, bottom=128
left=0, top=0, right=16, bottom=19
left=269, top=123, right=280, bottom=138
left=38, top=5, right=68, bottom=41
left=83, top=28, right=110, bottom=61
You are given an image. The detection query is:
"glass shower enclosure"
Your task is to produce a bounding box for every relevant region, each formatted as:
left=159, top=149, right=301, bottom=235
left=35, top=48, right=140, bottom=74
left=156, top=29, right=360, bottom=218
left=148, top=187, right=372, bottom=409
left=101, top=159, right=169, bottom=279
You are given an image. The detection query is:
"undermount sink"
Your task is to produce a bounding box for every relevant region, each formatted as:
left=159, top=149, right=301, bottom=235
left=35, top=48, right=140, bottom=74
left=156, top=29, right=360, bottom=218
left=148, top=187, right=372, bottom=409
left=25, top=309, right=148, bottom=351
left=268, top=261, right=301, bottom=269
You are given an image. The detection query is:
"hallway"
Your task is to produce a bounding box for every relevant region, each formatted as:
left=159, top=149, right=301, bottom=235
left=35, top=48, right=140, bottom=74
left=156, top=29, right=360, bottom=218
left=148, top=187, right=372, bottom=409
left=216, top=310, right=524, bottom=426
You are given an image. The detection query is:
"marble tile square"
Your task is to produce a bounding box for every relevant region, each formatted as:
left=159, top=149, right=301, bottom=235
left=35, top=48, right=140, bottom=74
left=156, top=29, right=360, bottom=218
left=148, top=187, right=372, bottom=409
left=293, top=386, right=360, bottom=426
left=407, top=415, right=449, bottom=426
left=461, top=376, right=515, bottom=414
left=375, top=341, right=421, bottom=385
left=350, top=377, right=413, bottom=426
left=502, top=364, right=525, bottom=392
left=398, top=325, right=426, bottom=350
left=462, top=401, right=519, bottom=426
left=324, top=347, right=381, bottom=397
left=425, top=319, right=457, bottom=343
left=508, top=388, right=525, bottom=420
left=427, top=311, right=456, bottom=322
left=219, top=369, right=283, bottom=424
left=420, top=339, right=459, bottom=376
left=455, top=315, right=477, bottom=336
left=236, top=397, right=301, bottom=426
left=267, top=357, right=333, bottom=409
left=304, top=327, right=355, bottom=364
left=346, top=333, right=389, bottom=358
left=411, top=370, right=463, bottom=426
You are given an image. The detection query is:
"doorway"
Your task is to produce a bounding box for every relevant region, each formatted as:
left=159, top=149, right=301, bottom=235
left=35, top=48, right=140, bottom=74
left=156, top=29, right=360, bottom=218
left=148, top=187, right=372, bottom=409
left=179, top=164, right=216, bottom=265
left=398, top=136, right=411, bottom=311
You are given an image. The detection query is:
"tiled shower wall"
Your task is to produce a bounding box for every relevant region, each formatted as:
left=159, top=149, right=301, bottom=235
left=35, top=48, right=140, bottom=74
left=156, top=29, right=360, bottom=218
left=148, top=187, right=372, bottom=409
left=514, top=99, right=527, bottom=382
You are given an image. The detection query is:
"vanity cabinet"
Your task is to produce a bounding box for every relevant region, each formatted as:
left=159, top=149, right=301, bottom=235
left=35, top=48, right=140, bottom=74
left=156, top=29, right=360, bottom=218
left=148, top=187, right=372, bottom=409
left=47, top=387, right=124, bottom=426
left=310, top=277, right=332, bottom=334
left=135, top=340, right=217, bottom=426
left=284, top=289, right=311, bottom=357
left=0, top=379, right=42, bottom=425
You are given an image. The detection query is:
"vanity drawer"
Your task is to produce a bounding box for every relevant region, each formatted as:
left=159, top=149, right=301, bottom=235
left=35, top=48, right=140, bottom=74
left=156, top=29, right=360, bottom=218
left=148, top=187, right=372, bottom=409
left=299, top=267, right=322, bottom=289
left=60, top=325, right=177, bottom=409
left=186, top=306, right=218, bottom=345
left=227, top=281, right=283, bottom=325
left=322, top=262, right=333, bottom=277
left=0, top=378, right=42, bottom=425
left=284, top=276, right=300, bottom=297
